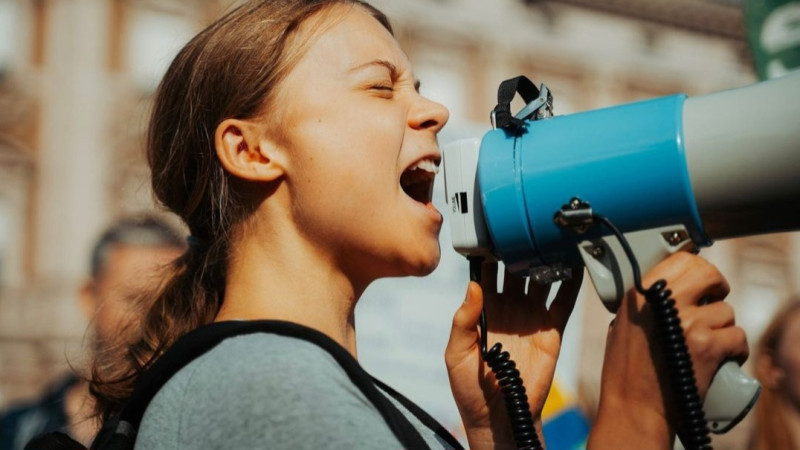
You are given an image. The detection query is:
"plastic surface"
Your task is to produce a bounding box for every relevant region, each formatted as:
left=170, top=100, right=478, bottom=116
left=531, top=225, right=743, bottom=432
left=577, top=225, right=694, bottom=312
left=684, top=72, right=800, bottom=240
left=478, top=95, right=708, bottom=276
left=704, top=361, right=762, bottom=434
left=442, top=138, right=495, bottom=259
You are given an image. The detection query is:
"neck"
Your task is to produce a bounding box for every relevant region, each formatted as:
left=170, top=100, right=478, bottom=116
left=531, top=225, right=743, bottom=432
left=65, top=380, right=98, bottom=446
left=216, top=219, right=366, bottom=357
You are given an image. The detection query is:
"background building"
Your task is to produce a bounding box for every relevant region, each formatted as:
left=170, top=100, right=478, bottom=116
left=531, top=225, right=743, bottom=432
left=1, top=0, right=797, bottom=448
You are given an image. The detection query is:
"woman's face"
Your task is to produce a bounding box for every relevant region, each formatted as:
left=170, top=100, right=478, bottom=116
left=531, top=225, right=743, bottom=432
left=775, top=310, right=800, bottom=406
left=269, top=5, right=449, bottom=284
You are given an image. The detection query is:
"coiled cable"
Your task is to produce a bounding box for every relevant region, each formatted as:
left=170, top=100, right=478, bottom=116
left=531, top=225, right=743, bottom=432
left=469, top=257, right=543, bottom=450
left=592, top=214, right=712, bottom=450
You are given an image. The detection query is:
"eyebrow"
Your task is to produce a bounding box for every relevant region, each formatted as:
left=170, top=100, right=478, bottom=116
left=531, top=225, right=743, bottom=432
left=350, top=59, right=421, bottom=92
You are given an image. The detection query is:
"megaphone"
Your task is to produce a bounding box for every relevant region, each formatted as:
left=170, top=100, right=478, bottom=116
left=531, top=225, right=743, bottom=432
left=442, top=72, right=800, bottom=441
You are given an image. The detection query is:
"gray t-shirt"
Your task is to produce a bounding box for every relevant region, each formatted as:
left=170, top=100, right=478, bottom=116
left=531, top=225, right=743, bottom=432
left=136, top=333, right=456, bottom=449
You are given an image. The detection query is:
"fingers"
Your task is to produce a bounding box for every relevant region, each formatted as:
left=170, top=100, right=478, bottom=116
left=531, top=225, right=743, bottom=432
left=685, top=324, right=750, bottom=391
left=669, top=263, right=730, bottom=308
left=641, top=251, right=695, bottom=288
left=682, top=301, right=735, bottom=332
left=445, top=282, right=484, bottom=369
left=550, top=269, right=585, bottom=331
left=643, top=253, right=729, bottom=308
left=682, top=303, right=747, bottom=366
left=713, top=326, right=750, bottom=365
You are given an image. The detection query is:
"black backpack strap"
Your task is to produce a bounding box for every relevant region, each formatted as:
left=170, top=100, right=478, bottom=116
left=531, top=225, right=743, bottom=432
left=92, top=320, right=430, bottom=450
left=372, top=377, right=465, bottom=449
left=24, top=432, right=87, bottom=450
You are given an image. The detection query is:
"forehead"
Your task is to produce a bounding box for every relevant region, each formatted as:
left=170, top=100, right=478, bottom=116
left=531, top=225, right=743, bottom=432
left=294, top=5, right=409, bottom=77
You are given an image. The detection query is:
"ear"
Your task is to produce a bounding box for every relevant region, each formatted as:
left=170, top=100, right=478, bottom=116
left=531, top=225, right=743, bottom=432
left=756, top=352, right=786, bottom=389
left=214, top=119, right=285, bottom=182
left=78, top=279, right=98, bottom=320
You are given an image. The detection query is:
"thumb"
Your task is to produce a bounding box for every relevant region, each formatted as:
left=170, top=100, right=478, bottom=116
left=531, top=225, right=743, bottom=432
left=446, top=282, right=484, bottom=368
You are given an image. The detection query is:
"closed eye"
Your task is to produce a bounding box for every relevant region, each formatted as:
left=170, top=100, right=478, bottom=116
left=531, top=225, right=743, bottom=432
left=370, top=83, right=395, bottom=98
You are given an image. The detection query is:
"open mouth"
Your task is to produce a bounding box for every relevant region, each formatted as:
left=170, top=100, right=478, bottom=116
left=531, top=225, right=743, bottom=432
left=400, top=158, right=438, bottom=205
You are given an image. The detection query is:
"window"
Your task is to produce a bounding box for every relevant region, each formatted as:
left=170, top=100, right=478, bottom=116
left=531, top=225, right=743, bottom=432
left=0, top=0, right=18, bottom=75
left=125, top=8, right=195, bottom=91
left=735, top=239, right=792, bottom=341
left=0, top=196, right=6, bottom=288
left=0, top=149, right=32, bottom=288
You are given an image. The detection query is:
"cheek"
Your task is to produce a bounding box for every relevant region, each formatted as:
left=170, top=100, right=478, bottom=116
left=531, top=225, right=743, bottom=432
left=293, top=118, right=404, bottom=199
left=784, top=350, right=800, bottom=379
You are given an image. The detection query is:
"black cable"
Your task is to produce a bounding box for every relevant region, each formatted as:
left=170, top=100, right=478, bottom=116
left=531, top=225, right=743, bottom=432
left=468, top=257, right=543, bottom=450
left=591, top=214, right=712, bottom=450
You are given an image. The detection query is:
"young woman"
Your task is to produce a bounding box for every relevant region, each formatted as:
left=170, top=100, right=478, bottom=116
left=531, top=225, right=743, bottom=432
left=90, top=1, right=749, bottom=448
left=750, top=299, right=800, bottom=450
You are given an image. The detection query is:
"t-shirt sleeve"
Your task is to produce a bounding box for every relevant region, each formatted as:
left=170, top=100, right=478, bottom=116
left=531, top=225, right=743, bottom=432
left=136, top=334, right=405, bottom=450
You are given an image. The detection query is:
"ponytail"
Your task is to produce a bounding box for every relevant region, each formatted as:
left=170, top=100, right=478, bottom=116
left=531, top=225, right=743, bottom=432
left=90, top=238, right=228, bottom=419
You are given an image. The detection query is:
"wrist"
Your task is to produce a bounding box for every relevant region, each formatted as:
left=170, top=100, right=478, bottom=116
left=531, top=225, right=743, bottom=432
left=588, top=395, right=674, bottom=450
left=465, top=427, right=516, bottom=450
left=465, top=420, right=543, bottom=450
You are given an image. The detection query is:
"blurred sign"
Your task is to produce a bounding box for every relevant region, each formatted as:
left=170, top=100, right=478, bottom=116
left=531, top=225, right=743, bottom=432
left=746, top=0, right=800, bottom=79
left=541, top=379, right=590, bottom=450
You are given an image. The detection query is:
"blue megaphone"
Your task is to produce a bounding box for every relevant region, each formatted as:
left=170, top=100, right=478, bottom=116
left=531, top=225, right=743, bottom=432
left=442, top=72, right=800, bottom=437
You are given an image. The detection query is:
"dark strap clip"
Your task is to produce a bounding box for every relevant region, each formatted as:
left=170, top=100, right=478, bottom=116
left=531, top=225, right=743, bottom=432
left=490, top=75, right=554, bottom=130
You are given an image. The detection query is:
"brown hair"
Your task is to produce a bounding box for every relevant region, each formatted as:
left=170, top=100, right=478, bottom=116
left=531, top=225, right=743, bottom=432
left=90, top=0, right=391, bottom=420
left=750, top=298, right=800, bottom=450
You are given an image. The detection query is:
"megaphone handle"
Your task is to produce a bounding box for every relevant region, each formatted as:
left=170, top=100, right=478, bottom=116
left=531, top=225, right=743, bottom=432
left=572, top=215, right=760, bottom=445
left=578, top=225, right=695, bottom=313
left=704, top=361, right=761, bottom=434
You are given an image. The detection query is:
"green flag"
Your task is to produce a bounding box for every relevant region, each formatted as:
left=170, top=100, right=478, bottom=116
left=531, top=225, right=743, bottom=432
left=746, top=0, right=800, bottom=79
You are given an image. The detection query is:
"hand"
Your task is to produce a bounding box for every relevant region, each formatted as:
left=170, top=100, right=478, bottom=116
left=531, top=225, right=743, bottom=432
left=445, top=262, right=584, bottom=449
left=589, top=252, right=749, bottom=450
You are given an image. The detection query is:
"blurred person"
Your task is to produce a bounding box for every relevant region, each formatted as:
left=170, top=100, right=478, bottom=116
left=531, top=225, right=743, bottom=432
left=750, top=297, right=800, bottom=450
left=0, top=216, right=185, bottom=449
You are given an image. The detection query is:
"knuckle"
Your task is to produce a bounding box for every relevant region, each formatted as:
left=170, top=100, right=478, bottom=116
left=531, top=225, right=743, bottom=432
left=701, top=264, right=729, bottom=291
left=718, top=276, right=731, bottom=297
left=671, top=251, right=697, bottom=266
left=686, top=330, right=714, bottom=360
left=451, top=312, right=465, bottom=329
left=718, top=302, right=735, bottom=321
left=444, top=350, right=458, bottom=369
left=681, top=314, right=695, bottom=333
left=728, top=327, right=750, bottom=361
left=732, top=326, right=748, bottom=348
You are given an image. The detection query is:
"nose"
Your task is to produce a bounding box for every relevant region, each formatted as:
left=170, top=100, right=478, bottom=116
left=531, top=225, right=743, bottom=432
left=409, top=94, right=450, bottom=134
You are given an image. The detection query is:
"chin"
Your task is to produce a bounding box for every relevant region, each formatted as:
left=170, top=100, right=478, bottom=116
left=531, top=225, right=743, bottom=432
left=404, top=245, right=441, bottom=277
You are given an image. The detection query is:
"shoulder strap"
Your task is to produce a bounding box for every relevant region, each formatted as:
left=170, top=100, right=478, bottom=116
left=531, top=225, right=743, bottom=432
left=92, top=320, right=430, bottom=450
left=372, top=377, right=465, bottom=449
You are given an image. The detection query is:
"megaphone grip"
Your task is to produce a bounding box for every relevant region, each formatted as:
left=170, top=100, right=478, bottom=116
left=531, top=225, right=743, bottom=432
left=588, top=213, right=719, bottom=448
